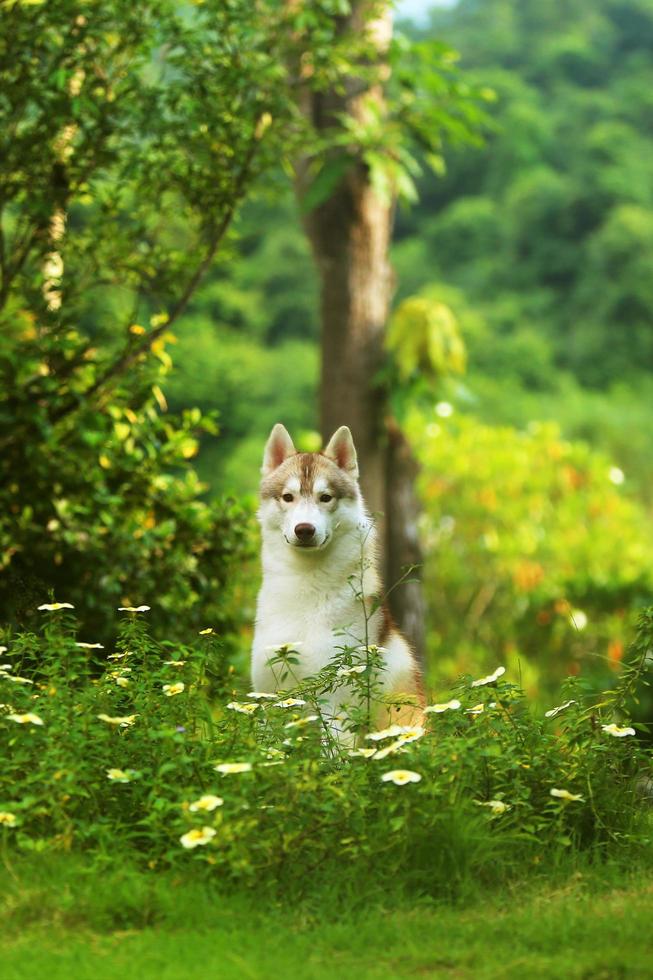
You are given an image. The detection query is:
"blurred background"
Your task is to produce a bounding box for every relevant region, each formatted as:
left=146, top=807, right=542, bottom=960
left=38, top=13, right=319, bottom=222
left=2, top=0, right=652, bottom=706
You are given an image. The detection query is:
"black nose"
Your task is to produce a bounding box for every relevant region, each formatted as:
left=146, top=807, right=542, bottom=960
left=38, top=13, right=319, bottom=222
left=294, top=523, right=316, bottom=541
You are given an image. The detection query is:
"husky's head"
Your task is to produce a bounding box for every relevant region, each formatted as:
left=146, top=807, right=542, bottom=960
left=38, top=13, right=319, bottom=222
left=258, top=423, right=363, bottom=551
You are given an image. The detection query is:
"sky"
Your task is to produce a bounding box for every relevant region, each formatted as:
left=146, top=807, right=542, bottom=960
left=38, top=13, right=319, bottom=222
left=395, top=0, right=456, bottom=23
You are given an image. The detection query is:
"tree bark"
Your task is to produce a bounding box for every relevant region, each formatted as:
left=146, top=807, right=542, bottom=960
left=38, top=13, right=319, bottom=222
left=295, top=2, right=425, bottom=659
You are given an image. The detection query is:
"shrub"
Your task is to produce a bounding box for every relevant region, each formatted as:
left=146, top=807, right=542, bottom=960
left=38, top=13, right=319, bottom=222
left=407, top=410, right=653, bottom=693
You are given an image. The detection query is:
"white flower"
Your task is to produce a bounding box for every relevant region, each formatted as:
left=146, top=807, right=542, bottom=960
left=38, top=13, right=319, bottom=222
left=75, top=642, right=104, bottom=649
left=273, top=698, right=306, bottom=708
left=348, top=747, right=377, bottom=758
left=7, top=712, right=44, bottom=726
left=372, top=739, right=406, bottom=760
left=365, top=724, right=406, bottom=742
left=396, top=725, right=425, bottom=744
left=0, top=664, right=12, bottom=672
left=162, top=682, right=185, bottom=697
left=569, top=609, right=588, bottom=631
left=106, top=768, right=134, bottom=783
left=247, top=692, right=278, bottom=700
left=425, top=699, right=461, bottom=714
left=97, top=713, right=137, bottom=727
left=0, top=646, right=8, bottom=654
left=550, top=788, right=584, bottom=802
left=337, top=665, right=367, bottom=677
left=213, top=762, right=252, bottom=775
left=107, top=651, right=132, bottom=661
left=180, top=826, right=216, bottom=849
left=164, top=660, right=186, bottom=667
left=0, top=811, right=17, bottom=827
left=188, top=795, right=224, bottom=812
left=602, top=723, right=636, bottom=738
left=117, top=605, right=150, bottom=613
left=545, top=700, right=577, bottom=719
left=38, top=602, right=74, bottom=611
left=6, top=676, right=33, bottom=685
left=264, top=642, right=302, bottom=652
left=199, top=628, right=215, bottom=635
left=381, top=769, right=422, bottom=786
left=476, top=799, right=510, bottom=815
left=609, top=467, right=625, bottom=485
left=435, top=401, right=454, bottom=418
left=226, top=701, right=259, bottom=715
left=284, top=715, right=319, bottom=729
left=471, top=666, right=505, bottom=688
left=466, top=702, right=496, bottom=716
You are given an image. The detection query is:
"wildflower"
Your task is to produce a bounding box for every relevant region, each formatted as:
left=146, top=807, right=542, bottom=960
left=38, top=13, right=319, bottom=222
left=0, top=665, right=12, bottom=673
left=117, top=605, right=150, bottom=613
left=213, top=762, right=253, bottom=775
left=164, top=660, right=186, bottom=667
left=609, top=467, right=625, bottom=486
left=97, top=713, right=137, bottom=727
left=199, top=628, right=215, bottom=635
left=466, top=702, right=496, bottom=716
left=6, top=676, right=33, bottom=685
left=425, top=699, right=461, bottom=714
left=373, top=739, right=406, bottom=760
left=38, top=602, right=74, bottom=611
left=348, top=747, right=376, bottom=758
left=545, top=700, right=577, bottom=719
left=550, top=788, right=584, bottom=802
left=162, top=682, right=185, bottom=697
left=180, top=826, right=216, bottom=849
left=7, top=712, right=44, bottom=726
left=284, top=715, right=319, bottom=730
left=247, top=692, right=278, bottom=700
left=75, top=642, right=104, bottom=649
left=188, top=795, right=224, bottom=812
left=381, top=769, right=422, bottom=786
left=337, top=665, right=367, bottom=678
left=569, top=609, right=588, bottom=631
left=471, top=666, right=506, bottom=688
left=273, top=698, right=306, bottom=708
left=115, top=676, right=130, bottom=689
left=396, top=725, right=425, bottom=744
left=107, top=651, right=132, bottom=661
left=226, top=701, right=259, bottom=715
left=265, top=748, right=286, bottom=760
left=602, top=723, right=636, bottom=737
left=0, top=812, right=17, bottom=827
left=476, top=800, right=510, bottom=815
left=106, top=768, right=134, bottom=783
left=0, top=646, right=8, bottom=654
left=365, top=724, right=406, bottom=742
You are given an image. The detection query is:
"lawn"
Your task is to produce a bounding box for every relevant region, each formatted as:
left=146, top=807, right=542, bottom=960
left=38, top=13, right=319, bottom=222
left=2, top=858, right=652, bottom=979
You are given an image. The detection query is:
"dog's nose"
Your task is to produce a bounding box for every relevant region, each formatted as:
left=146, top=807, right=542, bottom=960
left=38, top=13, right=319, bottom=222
left=294, top=523, right=316, bottom=541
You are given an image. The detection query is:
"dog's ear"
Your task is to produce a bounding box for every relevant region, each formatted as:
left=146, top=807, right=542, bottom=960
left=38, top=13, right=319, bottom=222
left=324, top=426, right=359, bottom=478
left=262, top=423, right=296, bottom=474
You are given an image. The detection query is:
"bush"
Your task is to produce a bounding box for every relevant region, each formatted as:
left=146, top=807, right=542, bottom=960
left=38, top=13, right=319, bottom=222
left=0, top=604, right=650, bottom=899
left=407, top=410, right=653, bottom=693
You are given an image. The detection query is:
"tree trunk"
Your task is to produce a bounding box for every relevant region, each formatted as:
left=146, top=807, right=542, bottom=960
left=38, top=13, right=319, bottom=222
left=295, top=2, right=425, bottom=659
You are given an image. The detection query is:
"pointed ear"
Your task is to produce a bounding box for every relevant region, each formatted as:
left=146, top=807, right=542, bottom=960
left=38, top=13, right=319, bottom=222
left=323, top=426, right=359, bottom=478
left=262, top=423, right=296, bottom=475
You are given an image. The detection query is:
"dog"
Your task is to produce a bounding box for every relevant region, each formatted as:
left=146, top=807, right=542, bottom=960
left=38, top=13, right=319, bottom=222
left=251, top=423, right=424, bottom=743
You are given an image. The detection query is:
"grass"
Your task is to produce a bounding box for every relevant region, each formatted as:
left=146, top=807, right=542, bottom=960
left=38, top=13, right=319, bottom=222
left=2, top=856, right=653, bottom=979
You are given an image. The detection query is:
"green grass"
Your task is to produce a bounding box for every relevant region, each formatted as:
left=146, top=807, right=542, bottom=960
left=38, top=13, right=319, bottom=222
left=2, top=857, right=653, bottom=979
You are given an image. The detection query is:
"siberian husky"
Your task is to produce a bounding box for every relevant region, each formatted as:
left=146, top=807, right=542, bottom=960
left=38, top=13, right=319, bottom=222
left=251, top=423, right=424, bottom=742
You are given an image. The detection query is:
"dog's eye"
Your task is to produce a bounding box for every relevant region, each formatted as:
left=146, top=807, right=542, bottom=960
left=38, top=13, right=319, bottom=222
left=281, top=493, right=294, bottom=503
left=320, top=493, right=333, bottom=503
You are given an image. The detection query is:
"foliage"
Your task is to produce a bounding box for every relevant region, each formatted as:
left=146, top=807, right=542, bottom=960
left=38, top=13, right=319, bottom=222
left=408, top=410, right=653, bottom=691
left=0, top=605, right=650, bottom=898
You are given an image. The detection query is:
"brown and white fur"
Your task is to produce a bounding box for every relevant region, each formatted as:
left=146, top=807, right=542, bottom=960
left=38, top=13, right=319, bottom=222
left=251, top=423, right=424, bottom=743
